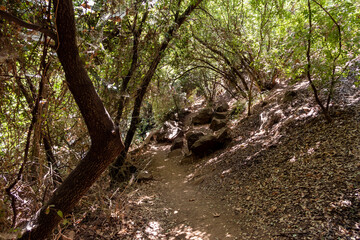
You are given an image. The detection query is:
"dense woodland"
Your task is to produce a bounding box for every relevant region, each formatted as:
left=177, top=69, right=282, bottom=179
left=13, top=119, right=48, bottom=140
left=0, top=0, right=360, bottom=239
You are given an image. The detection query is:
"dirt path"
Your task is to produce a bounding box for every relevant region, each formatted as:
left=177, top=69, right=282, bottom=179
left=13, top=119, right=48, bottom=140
left=130, top=144, right=248, bottom=240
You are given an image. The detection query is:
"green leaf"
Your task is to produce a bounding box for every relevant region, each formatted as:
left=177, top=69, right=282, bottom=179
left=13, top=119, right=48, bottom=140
left=57, top=210, right=63, bottom=218
left=44, top=205, right=55, bottom=215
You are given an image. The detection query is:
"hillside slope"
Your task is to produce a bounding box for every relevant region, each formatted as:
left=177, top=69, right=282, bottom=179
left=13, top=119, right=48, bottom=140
left=68, top=65, right=360, bottom=239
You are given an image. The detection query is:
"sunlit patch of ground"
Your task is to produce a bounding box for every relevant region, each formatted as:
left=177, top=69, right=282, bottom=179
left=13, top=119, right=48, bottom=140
left=133, top=221, right=211, bottom=240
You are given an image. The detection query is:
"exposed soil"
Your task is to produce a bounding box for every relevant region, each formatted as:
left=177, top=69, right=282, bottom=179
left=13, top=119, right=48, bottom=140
left=58, top=61, right=360, bottom=240
left=113, top=99, right=360, bottom=239
left=121, top=144, right=254, bottom=239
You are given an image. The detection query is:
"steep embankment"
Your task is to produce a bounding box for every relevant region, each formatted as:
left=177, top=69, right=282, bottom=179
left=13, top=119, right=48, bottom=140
left=68, top=62, right=360, bottom=240
left=120, top=76, right=360, bottom=239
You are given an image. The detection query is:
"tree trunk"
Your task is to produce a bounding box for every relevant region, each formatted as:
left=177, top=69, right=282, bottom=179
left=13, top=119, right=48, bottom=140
left=19, top=0, right=124, bottom=239
left=115, top=10, right=149, bottom=124
left=110, top=0, right=204, bottom=183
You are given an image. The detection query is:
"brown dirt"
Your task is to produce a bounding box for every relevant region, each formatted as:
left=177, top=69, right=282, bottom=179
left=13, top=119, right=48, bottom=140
left=61, top=64, right=360, bottom=239
left=117, top=78, right=360, bottom=239
left=121, top=144, right=254, bottom=239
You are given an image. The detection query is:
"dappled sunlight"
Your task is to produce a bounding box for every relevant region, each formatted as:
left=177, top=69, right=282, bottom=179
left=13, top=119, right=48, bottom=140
left=144, top=221, right=161, bottom=238
left=168, top=224, right=211, bottom=240
left=294, top=81, right=309, bottom=90
left=149, top=144, right=171, bottom=152
left=289, top=156, right=297, bottom=163
left=221, top=168, right=232, bottom=176
left=157, top=165, right=166, bottom=169
left=136, top=195, right=156, bottom=205
left=133, top=221, right=211, bottom=239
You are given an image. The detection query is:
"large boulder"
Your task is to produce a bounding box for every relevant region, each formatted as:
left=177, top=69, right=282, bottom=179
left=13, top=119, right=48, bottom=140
left=185, top=130, right=205, bottom=149
left=209, top=118, right=227, bottom=131
left=156, top=121, right=182, bottom=143
left=190, top=127, right=232, bottom=157
left=213, top=112, right=228, bottom=120
left=192, top=107, right=214, bottom=125
left=215, top=127, right=231, bottom=144
left=190, top=135, right=218, bottom=156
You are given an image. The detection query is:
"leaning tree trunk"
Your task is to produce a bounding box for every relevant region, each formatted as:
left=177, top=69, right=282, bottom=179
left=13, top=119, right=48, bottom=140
left=19, top=0, right=124, bottom=239
left=115, top=10, right=149, bottom=125
left=110, top=0, right=204, bottom=183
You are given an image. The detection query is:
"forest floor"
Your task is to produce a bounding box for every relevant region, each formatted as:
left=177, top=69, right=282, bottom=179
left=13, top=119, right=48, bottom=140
left=62, top=63, right=360, bottom=240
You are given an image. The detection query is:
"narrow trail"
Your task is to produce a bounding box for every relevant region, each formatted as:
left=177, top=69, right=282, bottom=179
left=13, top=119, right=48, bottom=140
left=133, top=144, right=248, bottom=239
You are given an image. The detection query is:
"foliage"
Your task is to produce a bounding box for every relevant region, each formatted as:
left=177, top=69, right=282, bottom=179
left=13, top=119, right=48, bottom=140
left=0, top=0, right=359, bottom=236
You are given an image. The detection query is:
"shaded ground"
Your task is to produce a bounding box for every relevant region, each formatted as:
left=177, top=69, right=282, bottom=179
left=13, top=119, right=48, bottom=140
left=120, top=144, right=254, bottom=239
left=113, top=99, right=360, bottom=239
left=58, top=62, right=360, bottom=240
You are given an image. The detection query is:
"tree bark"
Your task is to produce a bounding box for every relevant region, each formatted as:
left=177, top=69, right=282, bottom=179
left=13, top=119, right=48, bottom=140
left=19, top=0, right=124, bottom=239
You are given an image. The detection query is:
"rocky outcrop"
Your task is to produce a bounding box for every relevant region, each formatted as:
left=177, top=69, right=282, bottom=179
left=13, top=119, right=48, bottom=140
left=215, top=127, right=231, bottom=144
left=209, top=118, right=227, bottom=131
left=164, top=103, right=232, bottom=158
left=170, top=138, right=184, bottom=151
left=190, top=127, right=231, bottom=156
left=185, top=130, right=206, bottom=149
left=191, top=107, right=214, bottom=125
left=156, top=121, right=182, bottom=143
left=190, top=135, right=218, bottom=156
left=213, top=111, right=228, bottom=119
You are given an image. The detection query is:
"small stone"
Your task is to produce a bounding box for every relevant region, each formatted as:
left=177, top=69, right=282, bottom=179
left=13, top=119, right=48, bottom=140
left=137, top=170, right=153, bottom=181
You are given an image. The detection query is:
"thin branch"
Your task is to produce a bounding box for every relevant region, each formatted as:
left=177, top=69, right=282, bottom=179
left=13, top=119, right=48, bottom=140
left=0, top=10, right=57, bottom=40
left=311, top=0, right=342, bottom=110
left=306, top=0, right=330, bottom=121
left=193, top=34, right=249, bottom=92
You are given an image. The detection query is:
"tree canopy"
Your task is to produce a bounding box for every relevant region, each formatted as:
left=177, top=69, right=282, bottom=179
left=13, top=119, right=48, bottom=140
left=0, top=0, right=359, bottom=238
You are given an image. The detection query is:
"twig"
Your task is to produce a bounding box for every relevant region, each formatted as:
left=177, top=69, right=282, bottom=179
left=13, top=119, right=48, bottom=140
left=5, top=29, right=51, bottom=228
left=5, top=114, right=34, bottom=227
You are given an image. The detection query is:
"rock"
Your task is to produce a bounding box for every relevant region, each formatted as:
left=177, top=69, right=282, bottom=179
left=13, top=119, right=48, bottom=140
left=178, top=108, right=192, bottom=121
left=213, top=112, right=228, bottom=119
left=215, top=101, right=229, bottom=112
left=156, top=121, right=182, bottom=143
left=185, top=130, right=205, bottom=149
left=170, top=138, right=184, bottom=151
left=137, top=170, right=153, bottom=181
left=188, top=127, right=232, bottom=157
left=190, top=135, right=218, bottom=156
left=209, top=118, right=227, bottom=131
left=215, top=127, right=231, bottom=144
left=140, top=129, right=158, bottom=148
left=192, top=107, right=214, bottom=125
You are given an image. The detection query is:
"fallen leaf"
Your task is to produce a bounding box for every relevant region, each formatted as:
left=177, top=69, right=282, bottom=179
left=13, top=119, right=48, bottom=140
left=213, top=213, right=221, bottom=217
